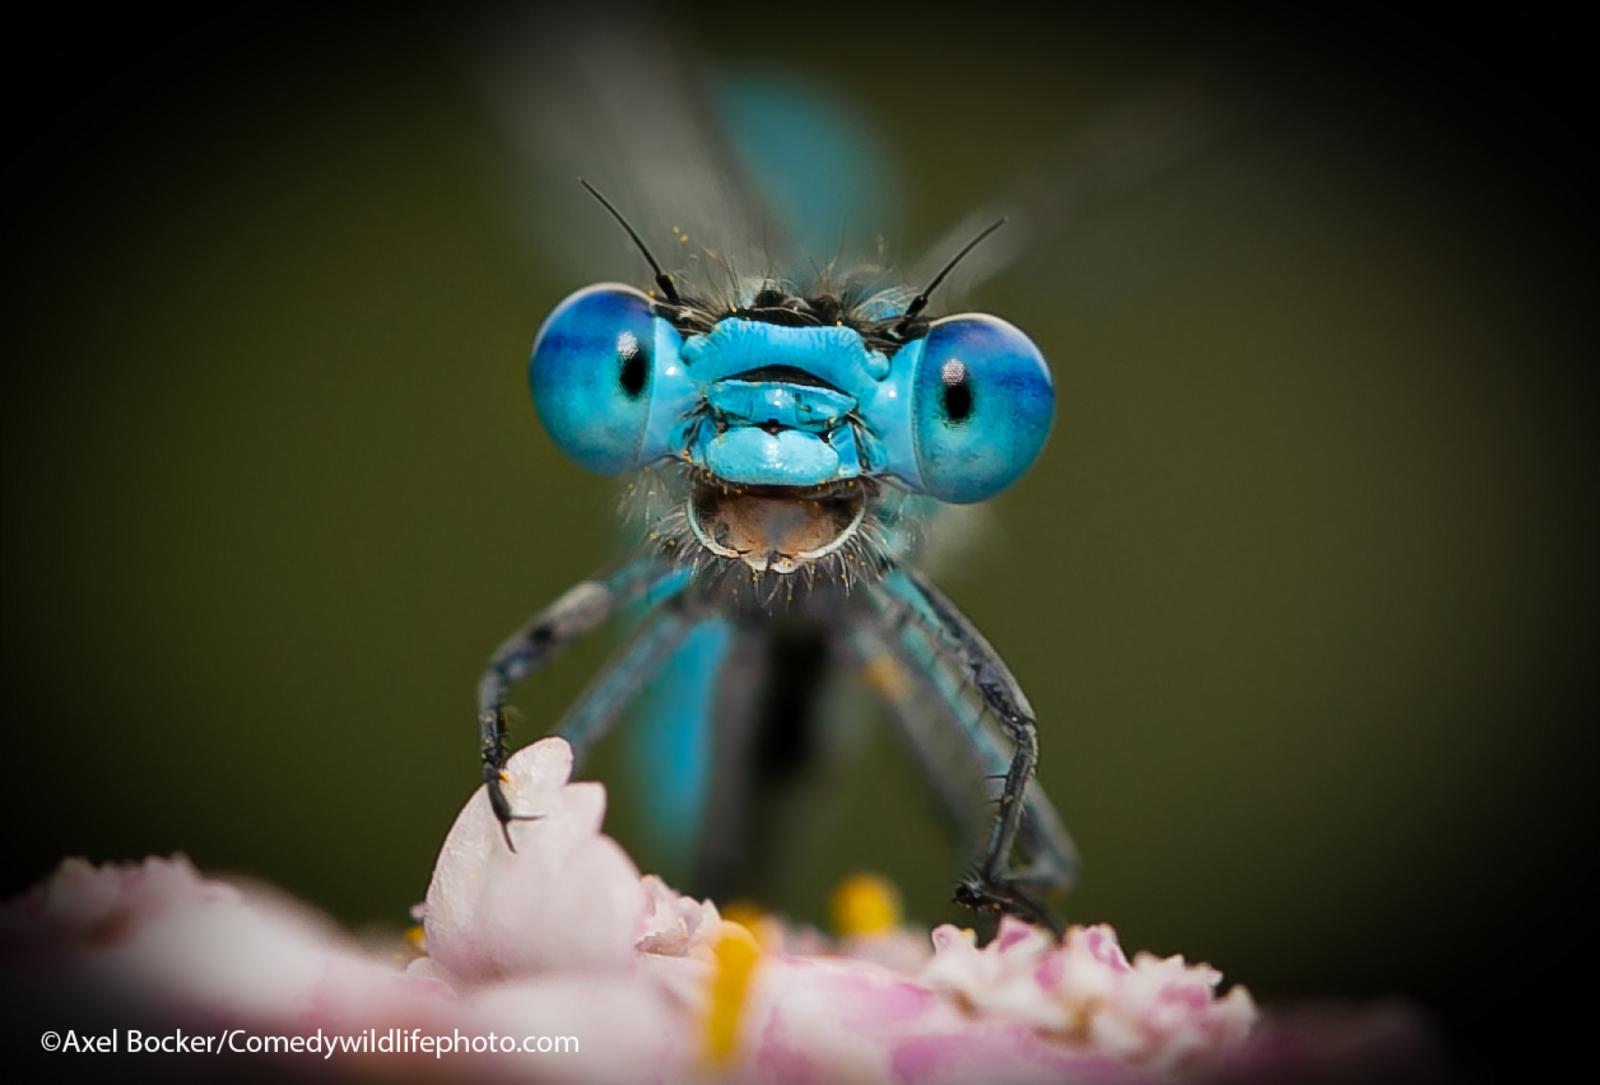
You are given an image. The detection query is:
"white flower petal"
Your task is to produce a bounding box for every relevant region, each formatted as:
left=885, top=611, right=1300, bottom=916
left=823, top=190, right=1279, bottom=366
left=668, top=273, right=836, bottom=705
left=422, top=738, right=646, bottom=981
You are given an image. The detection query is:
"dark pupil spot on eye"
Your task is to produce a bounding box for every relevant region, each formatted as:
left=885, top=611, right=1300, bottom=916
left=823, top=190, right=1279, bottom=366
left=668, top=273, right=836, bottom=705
left=616, top=332, right=648, bottom=399
left=939, top=359, right=973, bottom=423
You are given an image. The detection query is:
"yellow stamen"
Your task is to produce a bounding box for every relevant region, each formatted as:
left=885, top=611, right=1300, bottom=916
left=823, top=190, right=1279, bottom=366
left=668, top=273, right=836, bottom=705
left=702, top=921, right=761, bottom=1067
left=829, top=872, right=902, bottom=937
left=719, top=900, right=765, bottom=932
left=404, top=924, right=426, bottom=948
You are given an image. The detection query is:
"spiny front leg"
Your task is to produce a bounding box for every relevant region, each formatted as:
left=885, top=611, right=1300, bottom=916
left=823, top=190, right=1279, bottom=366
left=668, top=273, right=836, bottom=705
left=847, top=612, right=1080, bottom=926
left=950, top=679, right=1062, bottom=935
left=476, top=555, right=679, bottom=849
left=869, top=566, right=1070, bottom=935
left=478, top=705, right=542, bottom=850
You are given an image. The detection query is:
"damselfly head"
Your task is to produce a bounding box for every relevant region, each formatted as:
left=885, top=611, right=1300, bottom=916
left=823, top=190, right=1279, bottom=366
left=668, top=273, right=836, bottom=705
left=527, top=197, right=1055, bottom=576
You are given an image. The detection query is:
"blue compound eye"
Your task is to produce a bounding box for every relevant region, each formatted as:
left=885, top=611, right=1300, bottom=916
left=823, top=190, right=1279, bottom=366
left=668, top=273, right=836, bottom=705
left=529, top=284, right=659, bottom=475
left=911, top=314, right=1054, bottom=503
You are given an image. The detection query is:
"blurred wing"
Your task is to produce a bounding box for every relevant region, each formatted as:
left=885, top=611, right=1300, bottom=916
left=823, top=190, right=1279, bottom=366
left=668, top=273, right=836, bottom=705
left=474, top=9, right=902, bottom=296
left=909, top=80, right=1243, bottom=308
left=710, top=66, right=902, bottom=269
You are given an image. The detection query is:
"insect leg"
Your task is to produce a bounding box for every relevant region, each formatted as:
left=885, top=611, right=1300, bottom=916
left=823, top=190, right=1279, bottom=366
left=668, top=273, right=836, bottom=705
left=554, top=593, right=703, bottom=765
left=865, top=566, right=1067, bottom=932
left=477, top=553, right=683, bottom=848
left=842, top=624, right=1078, bottom=897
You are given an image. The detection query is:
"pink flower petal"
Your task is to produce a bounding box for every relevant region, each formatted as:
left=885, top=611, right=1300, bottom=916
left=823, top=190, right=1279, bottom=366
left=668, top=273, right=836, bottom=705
left=635, top=874, right=721, bottom=957
left=1, top=855, right=455, bottom=1032
left=1, top=734, right=1426, bottom=1084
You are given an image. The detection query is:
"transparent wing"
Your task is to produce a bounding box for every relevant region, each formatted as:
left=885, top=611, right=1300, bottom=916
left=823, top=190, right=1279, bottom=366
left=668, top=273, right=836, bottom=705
left=472, top=8, right=902, bottom=297
left=474, top=9, right=1237, bottom=309
left=908, top=80, right=1244, bottom=309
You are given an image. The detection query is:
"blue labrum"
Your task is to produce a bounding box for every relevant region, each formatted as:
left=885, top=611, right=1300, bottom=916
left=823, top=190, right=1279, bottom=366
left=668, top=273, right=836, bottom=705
left=528, top=285, right=1054, bottom=503
left=703, top=427, right=840, bottom=487
left=703, top=380, right=856, bottom=431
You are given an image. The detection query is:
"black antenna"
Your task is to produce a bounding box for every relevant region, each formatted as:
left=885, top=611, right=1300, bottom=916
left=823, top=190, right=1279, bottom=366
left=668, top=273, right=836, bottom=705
left=894, top=217, right=1007, bottom=335
left=579, top=178, right=681, bottom=306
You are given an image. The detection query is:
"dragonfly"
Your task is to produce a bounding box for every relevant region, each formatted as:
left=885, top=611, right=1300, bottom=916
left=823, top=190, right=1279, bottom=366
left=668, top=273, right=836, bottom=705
left=469, top=15, right=1214, bottom=931
left=477, top=185, right=1073, bottom=927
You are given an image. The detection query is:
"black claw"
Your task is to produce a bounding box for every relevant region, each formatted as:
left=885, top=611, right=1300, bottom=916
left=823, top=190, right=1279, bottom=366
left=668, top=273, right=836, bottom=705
left=953, top=874, right=1065, bottom=938
left=485, top=773, right=542, bottom=852
left=485, top=771, right=512, bottom=817
left=952, top=878, right=991, bottom=910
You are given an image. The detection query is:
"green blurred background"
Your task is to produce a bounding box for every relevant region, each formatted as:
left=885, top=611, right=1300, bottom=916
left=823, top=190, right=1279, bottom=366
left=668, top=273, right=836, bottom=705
left=5, top=6, right=1591, bottom=1071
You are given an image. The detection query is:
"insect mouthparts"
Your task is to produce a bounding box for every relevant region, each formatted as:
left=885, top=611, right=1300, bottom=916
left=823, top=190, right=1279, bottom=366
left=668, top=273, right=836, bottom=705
left=726, top=365, right=845, bottom=393
left=685, top=477, right=868, bottom=575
